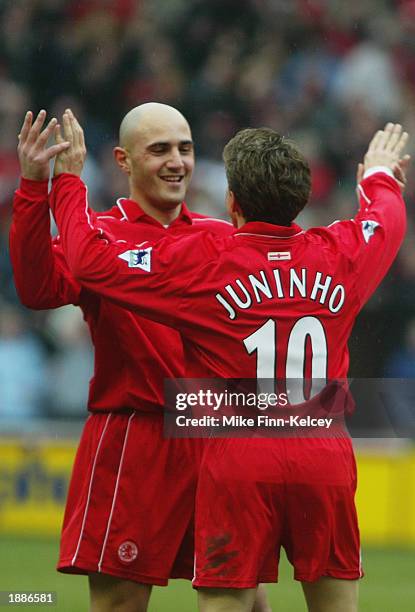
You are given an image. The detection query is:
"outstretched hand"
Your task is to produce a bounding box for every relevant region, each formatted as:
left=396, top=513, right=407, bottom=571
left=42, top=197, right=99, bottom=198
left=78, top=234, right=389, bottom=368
left=17, top=110, right=70, bottom=181
left=355, top=123, right=410, bottom=195
left=54, top=109, right=87, bottom=177
left=364, top=123, right=409, bottom=174
left=356, top=154, right=411, bottom=193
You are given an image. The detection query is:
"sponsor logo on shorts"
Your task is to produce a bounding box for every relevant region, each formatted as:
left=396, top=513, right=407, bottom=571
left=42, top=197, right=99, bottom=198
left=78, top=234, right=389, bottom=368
left=118, top=540, right=138, bottom=563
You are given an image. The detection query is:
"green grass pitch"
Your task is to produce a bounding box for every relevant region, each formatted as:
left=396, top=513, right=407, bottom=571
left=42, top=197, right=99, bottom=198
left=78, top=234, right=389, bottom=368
left=0, top=538, right=413, bottom=611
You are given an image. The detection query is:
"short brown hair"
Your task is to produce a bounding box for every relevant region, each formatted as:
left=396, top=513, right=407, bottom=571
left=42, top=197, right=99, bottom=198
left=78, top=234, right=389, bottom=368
left=223, top=128, right=311, bottom=226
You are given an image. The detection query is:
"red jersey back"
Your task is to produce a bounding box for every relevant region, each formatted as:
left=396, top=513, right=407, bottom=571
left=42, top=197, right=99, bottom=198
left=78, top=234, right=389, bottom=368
left=50, top=171, right=405, bottom=387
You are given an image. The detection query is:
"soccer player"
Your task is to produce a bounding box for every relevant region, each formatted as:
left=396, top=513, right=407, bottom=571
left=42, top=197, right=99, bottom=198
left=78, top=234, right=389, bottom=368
left=50, top=114, right=408, bottom=612
left=11, top=106, right=272, bottom=612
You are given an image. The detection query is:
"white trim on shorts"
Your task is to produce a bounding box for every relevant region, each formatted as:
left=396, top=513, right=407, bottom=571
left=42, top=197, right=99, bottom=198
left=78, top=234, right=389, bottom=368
left=71, top=413, right=112, bottom=566
left=98, top=412, right=136, bottom=572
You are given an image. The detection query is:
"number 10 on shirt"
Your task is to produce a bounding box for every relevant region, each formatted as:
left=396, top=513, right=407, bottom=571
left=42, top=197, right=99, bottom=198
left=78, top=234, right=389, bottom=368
left=243, top=316, right=328, bottom=403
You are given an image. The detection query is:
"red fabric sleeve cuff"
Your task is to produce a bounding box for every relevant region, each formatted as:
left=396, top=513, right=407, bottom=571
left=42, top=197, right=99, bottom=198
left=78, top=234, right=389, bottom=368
left=51, top=173, right=82, bottom=185
left=19, top=177, right=49, bottom=197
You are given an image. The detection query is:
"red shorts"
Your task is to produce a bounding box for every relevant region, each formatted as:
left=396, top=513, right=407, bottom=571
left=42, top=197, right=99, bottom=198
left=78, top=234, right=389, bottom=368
left=58, top=411, right=204, bottom=585
left=193, top=436, right=362, bottom=588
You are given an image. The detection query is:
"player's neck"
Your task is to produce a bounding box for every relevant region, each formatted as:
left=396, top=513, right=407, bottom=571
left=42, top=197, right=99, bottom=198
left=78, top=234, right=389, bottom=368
left=235, top=213, right=247, bottom=228
left=130, top=194, right=182, bottom=226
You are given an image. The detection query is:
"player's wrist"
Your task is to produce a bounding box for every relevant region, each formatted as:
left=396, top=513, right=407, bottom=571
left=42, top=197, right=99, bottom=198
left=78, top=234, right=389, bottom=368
left=363, top=166, right=395, bottom=180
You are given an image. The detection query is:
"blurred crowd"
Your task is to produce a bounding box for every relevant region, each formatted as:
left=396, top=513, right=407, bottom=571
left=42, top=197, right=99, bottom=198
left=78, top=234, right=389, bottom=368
left=1, top=0, right=415, bottom=425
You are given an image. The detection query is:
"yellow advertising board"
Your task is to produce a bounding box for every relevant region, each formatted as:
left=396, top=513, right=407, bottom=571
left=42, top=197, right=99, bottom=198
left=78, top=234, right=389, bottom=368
left=0, top=437, right=414, bottom=544
left=355, top=449, right=415, bottom=545
left=0, top=438, right=76, bottom=536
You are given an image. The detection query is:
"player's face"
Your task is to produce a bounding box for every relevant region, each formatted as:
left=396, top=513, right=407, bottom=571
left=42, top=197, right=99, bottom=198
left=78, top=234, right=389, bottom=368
left=126, top=121, right=194, bottom=210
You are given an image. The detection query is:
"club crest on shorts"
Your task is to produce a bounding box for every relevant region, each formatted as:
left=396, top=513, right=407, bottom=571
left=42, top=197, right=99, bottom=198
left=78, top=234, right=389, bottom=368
left=118, top=247, right=152, bottom=271
left=118, top=540, right=138, bottom=563
left=361, top=220, right=380, bottom=243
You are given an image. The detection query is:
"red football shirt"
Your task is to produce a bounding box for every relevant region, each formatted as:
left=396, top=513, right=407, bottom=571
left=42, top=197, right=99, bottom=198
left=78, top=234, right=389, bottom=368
left=10, top=178, right=233, bottom=412
left=49, top=171, right=405, bottom=386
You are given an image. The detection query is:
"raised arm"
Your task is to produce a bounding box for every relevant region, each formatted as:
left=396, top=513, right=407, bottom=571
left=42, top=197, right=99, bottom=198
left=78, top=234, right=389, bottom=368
left=325, top=123, right=409, bottom=306
left=49, top=110, right=217, bottom=332
left=50, top=171, right=200, bottom=330
left=10, top=110, right=81, bottom=308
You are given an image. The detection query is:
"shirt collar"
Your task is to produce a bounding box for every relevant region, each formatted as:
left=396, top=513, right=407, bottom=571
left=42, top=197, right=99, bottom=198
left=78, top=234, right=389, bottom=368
left=116, top=198, right=193, bottom=225
left=233, top=221, right=304, bottom=239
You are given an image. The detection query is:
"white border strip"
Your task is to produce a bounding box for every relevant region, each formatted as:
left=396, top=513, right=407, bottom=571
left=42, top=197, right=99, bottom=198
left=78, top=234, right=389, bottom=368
left=97, top=412, right=135, bottom=572
left=357, top=184, right=371, bottom=206
left=116, top=199, right=129, bottom=221
left=71, top=413, right=112, bottom=566
left=192, top=552, right=197, bottom=584
left=234, top=230, right=304, bottom=239
left=193, top=218, right=232, bottom=226
left=84, top=185, right=95, bottom=231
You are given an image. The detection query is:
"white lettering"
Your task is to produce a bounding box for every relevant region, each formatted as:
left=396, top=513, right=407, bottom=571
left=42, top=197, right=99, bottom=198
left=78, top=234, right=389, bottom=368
left=248, top=271, right=273, bottom=302
left=328, top=285, right=345, bottom=313
left=273, top=269, right=284, bottom=297
left=310, top=272, right=332, bottom=304
left=290, top=268, right=307, bottom=298
left=225, top=279, right=252, bottom=309
left=215, top=293, right=237, bottom=320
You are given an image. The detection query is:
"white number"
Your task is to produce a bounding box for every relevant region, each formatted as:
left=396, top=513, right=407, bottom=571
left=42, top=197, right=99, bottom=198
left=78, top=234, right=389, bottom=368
left=243, top=318, right=275, bottom=379
left=243, top=316, right=327, bottom=402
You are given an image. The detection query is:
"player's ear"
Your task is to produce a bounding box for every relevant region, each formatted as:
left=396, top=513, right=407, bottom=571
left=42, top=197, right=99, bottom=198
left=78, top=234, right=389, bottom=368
left=114, top=147, right=131, bottom=175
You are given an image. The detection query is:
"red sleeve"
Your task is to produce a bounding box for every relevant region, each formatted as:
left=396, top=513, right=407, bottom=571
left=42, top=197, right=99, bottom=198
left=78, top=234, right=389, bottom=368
left=9, top=177, right=82, bottom=309
left=314, top=172, right=406, bottom=307
left=49, top=174, right=211, bottom=330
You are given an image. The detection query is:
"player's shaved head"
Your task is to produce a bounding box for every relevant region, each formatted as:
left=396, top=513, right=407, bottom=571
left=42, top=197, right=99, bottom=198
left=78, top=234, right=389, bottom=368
left=119, top=103, right=191, bottom=149
left=114, top=102, right=195, bottom=216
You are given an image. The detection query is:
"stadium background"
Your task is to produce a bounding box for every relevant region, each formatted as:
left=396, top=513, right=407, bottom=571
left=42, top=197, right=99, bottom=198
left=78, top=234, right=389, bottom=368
left=0, top=0, right=414, bottom=609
